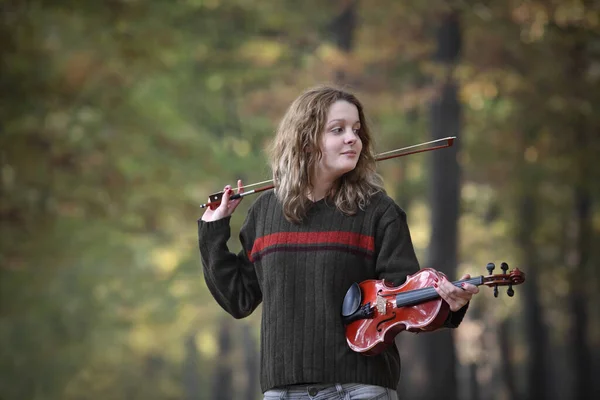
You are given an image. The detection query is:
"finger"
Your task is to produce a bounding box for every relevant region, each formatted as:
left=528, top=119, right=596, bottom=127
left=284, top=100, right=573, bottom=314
left=440, top=277, right=467, bottom=305
left=440, top=276, right=460, bottom=296
left=211, top=185, right=232, bottom=210
left=459, top=273, right=471, bottom=280
left=217, top=187, right=232, bottom=213
left=449, top=281, right=473, bottom=299
left=229, top=180, right=244, bottom=207
left=438, top=282, right=468, bottom=311
left=460, top=282, right=480, bottom=294
left=208, top=187, right=231, bottom=211
left=435, top=284, right=461, bottom=311
left=220, top=179, right=244, bottom=214
left=453, top=282, right=476, bottom=306
left=435, top=278, right=458, bottom=304
left=226, top=180, right=243, bottom=210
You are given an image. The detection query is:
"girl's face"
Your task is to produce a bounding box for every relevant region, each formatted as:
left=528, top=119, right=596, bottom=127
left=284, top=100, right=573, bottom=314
left=313, top=100, right=363, bottom=182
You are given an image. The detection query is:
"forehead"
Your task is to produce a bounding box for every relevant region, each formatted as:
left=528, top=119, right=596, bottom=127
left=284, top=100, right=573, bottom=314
left=326, top=100, right=359, bottom=122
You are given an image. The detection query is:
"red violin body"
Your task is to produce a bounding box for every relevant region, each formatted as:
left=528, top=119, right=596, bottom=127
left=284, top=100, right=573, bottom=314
left=343, top=264, right=526, bottom=356
left=344, top=268, right=449, bottom=356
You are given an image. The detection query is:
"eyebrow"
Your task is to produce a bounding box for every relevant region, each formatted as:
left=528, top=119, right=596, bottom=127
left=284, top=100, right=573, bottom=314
left=327, top=119, right=361, bottom=125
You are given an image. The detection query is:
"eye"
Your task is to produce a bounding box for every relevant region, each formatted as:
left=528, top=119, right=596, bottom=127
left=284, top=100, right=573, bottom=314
left=353, top=128, right=360, bottom=134
left=331, top=127, right=343, bottom=134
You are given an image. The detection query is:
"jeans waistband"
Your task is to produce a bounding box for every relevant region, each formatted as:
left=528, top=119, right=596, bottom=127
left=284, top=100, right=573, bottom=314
left=286, top=383, right=333, bottom=391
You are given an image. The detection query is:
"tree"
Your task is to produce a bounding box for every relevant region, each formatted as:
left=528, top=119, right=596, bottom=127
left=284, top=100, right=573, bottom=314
left=417, top=10, right=463, bottom=400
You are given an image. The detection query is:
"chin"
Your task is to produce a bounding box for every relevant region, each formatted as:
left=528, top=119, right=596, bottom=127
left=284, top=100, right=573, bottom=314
left=338, top=164, right=358, bottom=175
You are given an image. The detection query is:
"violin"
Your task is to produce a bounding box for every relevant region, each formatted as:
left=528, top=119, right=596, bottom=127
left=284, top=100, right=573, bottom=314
left=341, top=262, right=525, bottom=356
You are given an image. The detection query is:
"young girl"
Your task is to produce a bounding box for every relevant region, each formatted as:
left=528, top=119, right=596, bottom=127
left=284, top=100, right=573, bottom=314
left=198, top=86, right=478, bottom=400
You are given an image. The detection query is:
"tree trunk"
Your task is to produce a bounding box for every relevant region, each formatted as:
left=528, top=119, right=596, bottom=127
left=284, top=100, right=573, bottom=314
left=516, top=166, right=549, bottom=400
left=183, top=334, right=201, bottom=400
left=419, top=11, right=462, bottom=400
left=498, top=319, right=519, bottom=400
left=211, top=318, right=233, bottom=400
left=329, top=0, right=356, bottom=83
left=242, top=323, right=259, bottom=400
left=467, top=363, right=479, bottom=400
left=568, top=189, right=592, bottom=400
left=566, top=36, right=593, bottom=400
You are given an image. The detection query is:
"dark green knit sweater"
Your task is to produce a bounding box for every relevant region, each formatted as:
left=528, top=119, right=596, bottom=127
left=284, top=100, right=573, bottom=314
left=198, top=190, right=465, bottom=393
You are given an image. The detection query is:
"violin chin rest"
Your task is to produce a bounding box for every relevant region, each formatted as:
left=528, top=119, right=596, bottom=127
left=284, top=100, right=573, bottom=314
left=342, top=282, right=362, bottom=317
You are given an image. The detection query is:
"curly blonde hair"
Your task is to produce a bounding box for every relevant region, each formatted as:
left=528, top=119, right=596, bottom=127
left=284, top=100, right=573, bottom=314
left=267, top=86, right=384, bottom=223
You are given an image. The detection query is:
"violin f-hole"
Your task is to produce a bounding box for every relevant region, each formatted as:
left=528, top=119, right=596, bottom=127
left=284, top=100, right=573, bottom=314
left=376, top=312, right=396, bottom=332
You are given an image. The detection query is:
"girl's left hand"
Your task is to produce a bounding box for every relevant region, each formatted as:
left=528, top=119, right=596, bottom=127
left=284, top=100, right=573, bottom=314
left=434, top=273, right=480, bottom=312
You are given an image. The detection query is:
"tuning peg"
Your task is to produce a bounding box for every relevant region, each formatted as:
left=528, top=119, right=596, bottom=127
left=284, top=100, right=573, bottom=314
left=507, top=284, right=514, bottom=297
left=502, top=263, right=513, bottom=296
left=486, top=262, right=495, bottom=275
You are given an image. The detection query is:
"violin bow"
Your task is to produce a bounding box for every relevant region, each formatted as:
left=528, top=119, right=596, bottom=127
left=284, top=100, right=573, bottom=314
left=199, top=136, right=456, bottom=209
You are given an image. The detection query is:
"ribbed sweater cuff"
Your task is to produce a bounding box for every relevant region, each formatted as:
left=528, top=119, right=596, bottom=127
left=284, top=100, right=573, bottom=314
left=198, top=217, right=232, bottom=252
left=444, top=302, right=469, bottom=328
left=198, top=217, right=231, bottom=233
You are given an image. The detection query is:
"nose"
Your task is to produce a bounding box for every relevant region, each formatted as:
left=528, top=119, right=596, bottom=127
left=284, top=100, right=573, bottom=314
left=344, top=128, right=358, bottom=144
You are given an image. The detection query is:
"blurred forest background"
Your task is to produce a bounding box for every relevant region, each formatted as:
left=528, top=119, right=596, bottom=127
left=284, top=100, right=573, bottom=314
left=1, top=0, right=599, bottom=399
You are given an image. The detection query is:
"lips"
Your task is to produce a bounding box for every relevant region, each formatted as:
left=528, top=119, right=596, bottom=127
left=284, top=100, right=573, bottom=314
left=341, top=150, right=357, bottom=155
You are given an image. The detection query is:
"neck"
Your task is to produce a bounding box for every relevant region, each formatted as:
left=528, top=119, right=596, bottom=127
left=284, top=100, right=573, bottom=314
left=308, top=176, right=336, bottom=202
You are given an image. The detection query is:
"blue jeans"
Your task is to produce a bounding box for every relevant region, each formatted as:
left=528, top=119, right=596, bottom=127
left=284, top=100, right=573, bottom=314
left=263, top=383, right=398, bottom=400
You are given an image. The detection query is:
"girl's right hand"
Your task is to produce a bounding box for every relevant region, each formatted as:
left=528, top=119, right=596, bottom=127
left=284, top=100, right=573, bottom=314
left=201, top=180, right=244, bottom=222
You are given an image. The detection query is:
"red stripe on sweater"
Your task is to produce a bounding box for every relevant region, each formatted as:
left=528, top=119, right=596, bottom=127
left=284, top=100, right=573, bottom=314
left=249, top=231, right=374, bottom=262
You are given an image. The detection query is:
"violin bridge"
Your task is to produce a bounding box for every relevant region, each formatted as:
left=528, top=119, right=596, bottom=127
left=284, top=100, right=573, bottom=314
left=376, top=295, right=387, bottom=314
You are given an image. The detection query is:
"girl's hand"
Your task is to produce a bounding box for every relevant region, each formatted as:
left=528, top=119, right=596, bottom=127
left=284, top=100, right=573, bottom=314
left=434, top=273, right=479, bottom=312
left=201, top=180, right=244, bottom=222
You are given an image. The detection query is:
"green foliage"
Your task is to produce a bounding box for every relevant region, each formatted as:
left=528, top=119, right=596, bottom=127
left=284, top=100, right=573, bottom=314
left=1, top=1, right=599, bottom=399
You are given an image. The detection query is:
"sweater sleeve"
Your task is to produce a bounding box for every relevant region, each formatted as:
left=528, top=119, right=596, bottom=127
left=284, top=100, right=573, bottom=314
left=374, top=206, right=421, bottom=286
left=197, top=209, right=262, bottom=319
left=374, top=203, right=468, bottom=329
left=443, top=303, right=469, bottom=328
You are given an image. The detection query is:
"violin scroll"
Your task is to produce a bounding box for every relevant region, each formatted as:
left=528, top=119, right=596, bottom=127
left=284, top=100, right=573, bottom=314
left=482, top=262, right=525, bottom=298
